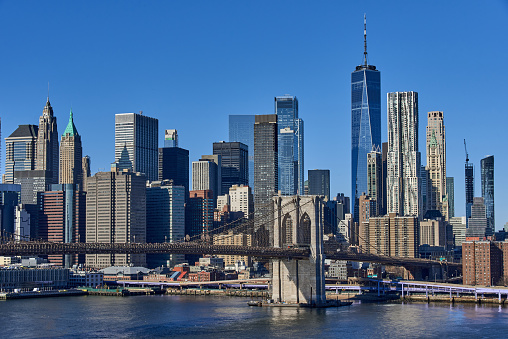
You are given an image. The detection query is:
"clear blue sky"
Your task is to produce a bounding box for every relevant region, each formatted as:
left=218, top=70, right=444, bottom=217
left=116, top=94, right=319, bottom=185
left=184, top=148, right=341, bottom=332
left=1, top=1, right=507, bottom=229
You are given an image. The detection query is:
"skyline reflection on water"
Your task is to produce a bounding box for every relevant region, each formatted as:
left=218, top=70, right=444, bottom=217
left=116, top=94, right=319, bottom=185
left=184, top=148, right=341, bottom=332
left=1, top=295, right=508, bottom=338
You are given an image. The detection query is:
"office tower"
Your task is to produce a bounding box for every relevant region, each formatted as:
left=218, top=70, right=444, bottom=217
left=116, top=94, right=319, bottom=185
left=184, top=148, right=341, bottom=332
left=358, top=193, right=377, bottom=252
left=450, top=216, right=466, bottom=247
left=146, top=181, right=185, bottom=268
left=420, top=165, right=428, bottom=215
left=13, top=170, right=52, bottom=238
left=366, top=213, right=418, bottom=258
left=466, top=197, right=489, bottom=238
left=213, top=141, right=249, bottom=195
left=308, top=169, right=330, bottom=199
left=114, top=112, right=158, bottom=181
left=275, top=95, right=304, bottom=195
left=164, top=129, right=178, bottom=148
left=185, top=189, right=214, bottom=264
left=381, top=142, right=388, bottom=215
left=158, top=147, right=189, bottom=200
left=228, top=184, right=254, bottom=218
left=464, top=140, right=474, bottom=223
left=351, top=16, right=381, bottom=221
left=387, top=91, right=421, bottom=217
left=253, top=115, right=278, bottom=227
left=82, top=155, right=91, bottom=191
left=38, top=184, right=86, bottom=267
left=426, top=111, right=448, bottom=220
left=419, top=218, right=446, bottom=247
left=14, top=204, right=31, bottom=241
left=335, top=193, right=351, bottom=215
left=192, top=157, right=220, bottom=200
left=36, top=98, right=59, bottom=184
left=85, top=170, right=146, bottom=269
left=481, top=155, right=494, bottom=233
left=0, top=184, right=20, bottom=235
left=367, top=151, right=382, bottom=215
left=13, top=170, right=52, bottom=205
left=4, top=125, right=38, bottom=183
left=446, top=177, right=455, bottom=218
left=304, top=180, right=309, bottom=195
left=59, top=109, right=83, bottom=188
left=229, top=115, right=255, bottom=189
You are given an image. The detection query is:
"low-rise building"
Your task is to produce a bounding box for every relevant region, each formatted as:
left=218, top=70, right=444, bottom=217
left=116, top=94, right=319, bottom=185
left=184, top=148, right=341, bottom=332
left=69, top=269, right=103, bottom=287
left=0, top=267, right=69, bottom=290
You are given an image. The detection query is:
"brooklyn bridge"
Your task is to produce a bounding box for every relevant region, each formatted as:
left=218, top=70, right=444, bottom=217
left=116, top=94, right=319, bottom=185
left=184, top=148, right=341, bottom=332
left=0, top=195, right=460, bottom=306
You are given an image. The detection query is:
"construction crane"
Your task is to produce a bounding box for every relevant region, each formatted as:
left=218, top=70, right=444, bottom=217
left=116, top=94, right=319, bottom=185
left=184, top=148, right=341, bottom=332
left=464, top=139, right=469, bottom=163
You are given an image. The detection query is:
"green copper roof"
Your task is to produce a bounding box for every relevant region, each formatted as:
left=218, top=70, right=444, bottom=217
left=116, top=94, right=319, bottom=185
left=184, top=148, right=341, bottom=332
left=63, top=109, right=79, bottom=137
left=429, top=130, right=437, bottom=148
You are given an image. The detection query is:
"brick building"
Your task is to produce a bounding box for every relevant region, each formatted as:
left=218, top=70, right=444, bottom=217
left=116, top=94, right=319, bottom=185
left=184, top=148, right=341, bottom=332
left=462, top=241, right=504, bottom=286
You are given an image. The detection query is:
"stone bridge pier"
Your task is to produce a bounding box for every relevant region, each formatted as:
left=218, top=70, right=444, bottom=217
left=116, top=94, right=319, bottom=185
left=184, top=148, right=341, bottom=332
left=271, top=195, right=326, bottom=306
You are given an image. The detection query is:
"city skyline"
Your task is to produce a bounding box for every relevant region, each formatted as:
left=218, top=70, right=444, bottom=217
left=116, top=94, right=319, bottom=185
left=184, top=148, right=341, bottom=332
left=1, top=2, right=507, bottom=229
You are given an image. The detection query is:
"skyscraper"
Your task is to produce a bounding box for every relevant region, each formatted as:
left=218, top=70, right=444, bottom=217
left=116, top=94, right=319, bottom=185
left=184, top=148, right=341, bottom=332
left=164, top=129, right=178, bottom=148
left=464, top=140, right=474, bottom=224
left=82, top=155, right=91, bottom=191
left=59, top=109, right=83, bottom=188
left=446, top=177, right=455, bottom=218
left=4, top=125, right=38, bottom=183
left=367, top=151, right=382, bottom=216
left=213, top=141, right=248, bottom=195
left=158, top=147, right=189, bottom=200
left=36, top=98, right=59, bottom=185
left=85, top=170, right=147, bottom=268
left=146, top=181, right=185, bottom=268
left=308, top=169, right=330, bottom=199
left=426, top=111, right=448, bottom=220
left=254, top=114, right=278, bottom=214
left=275, top=95, right=304, bottom=195
left=481, top=155, right=494, bottom=233
left=254, top=114, right=278, bottom=245
left=229, top=115, right=255, bottom=189
left=114, top=113, right=158, bottom=181
left=387, top=91, right=421, bottom=217
left=192, top=157, right=220, bottom=200
left=466, top=197, right=488, bottom=238
left=351, top=16, right=381, bottom=220
left=38, top=184, right=86, bottom=267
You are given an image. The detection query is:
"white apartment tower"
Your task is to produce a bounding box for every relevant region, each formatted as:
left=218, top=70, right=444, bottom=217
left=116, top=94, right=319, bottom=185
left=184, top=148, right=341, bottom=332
left=387, top=92, right=421, bottom=217
left=426, top=111, right=448, bottom=220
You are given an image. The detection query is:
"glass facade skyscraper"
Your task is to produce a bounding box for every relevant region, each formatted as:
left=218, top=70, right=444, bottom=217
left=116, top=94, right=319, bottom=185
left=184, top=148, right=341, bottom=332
left=213, top=141, right=249, bottom=196
left=351, top=23, right=380, bottom=220
left=481, top=155, right=494, bottom=233
left=4, top=125, right=38, bottom=183
left=308, top=169, right=330, bottom=200
left=275, top=95, right=304, bottom=196
left=229, top=115, right=255, bottom=188
left=115, top=113, right=158, bottom=181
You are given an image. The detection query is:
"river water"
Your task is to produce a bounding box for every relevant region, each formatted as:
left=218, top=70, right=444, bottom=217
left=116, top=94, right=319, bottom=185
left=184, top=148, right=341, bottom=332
left=1, top=295, right=508, bottom=338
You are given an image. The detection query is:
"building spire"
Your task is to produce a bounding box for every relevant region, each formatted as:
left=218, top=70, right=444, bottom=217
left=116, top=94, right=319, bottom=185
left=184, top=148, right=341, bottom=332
left=47, top=81, right=50, bottom=102
left=364, top=14, right=368, bottom=67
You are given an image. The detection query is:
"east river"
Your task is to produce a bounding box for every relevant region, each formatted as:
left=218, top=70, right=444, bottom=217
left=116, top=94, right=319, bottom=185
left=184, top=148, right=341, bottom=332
left=2, top=295, right=508, bottom=338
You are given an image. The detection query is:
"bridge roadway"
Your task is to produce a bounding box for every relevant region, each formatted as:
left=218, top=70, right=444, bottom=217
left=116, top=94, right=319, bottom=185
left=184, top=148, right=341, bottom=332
left=0, top=241, right=461, bottom=269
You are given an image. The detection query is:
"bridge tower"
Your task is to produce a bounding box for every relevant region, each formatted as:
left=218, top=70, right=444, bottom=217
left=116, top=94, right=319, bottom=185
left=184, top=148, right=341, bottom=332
left=271, top=195, right=326, bottom=305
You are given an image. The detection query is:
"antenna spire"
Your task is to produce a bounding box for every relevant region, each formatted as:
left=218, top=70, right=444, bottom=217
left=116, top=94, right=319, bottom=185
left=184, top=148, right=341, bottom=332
left=364, top=14, right=368, bottom=67
left=47, top=82, right=50, bottom=102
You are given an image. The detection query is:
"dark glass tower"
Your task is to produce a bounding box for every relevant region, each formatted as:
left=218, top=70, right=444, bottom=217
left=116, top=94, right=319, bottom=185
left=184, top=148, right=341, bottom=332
left=213, top=141, right=248, bottom=195
left=275, top=95, right=304, bottom=195
left=158, top=147, right=189, bottom=201
left=229, top=115, right=255, bottom=189
left=308, top=169, right=330, bottom=199
left=351, top=16, right=381, bottom=221
left=481, top=155, right=494, bottom=233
